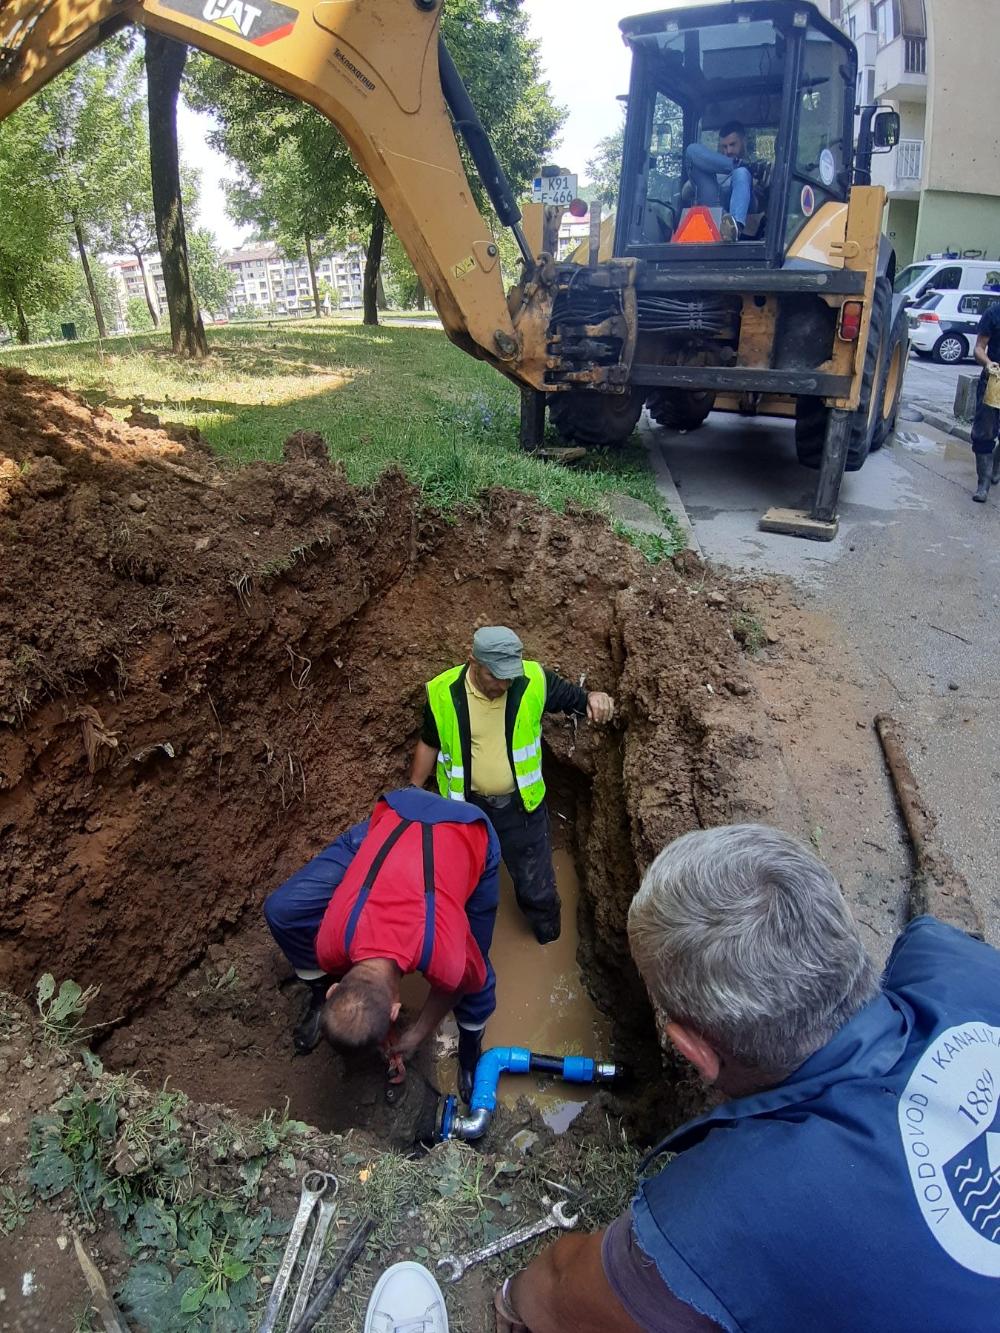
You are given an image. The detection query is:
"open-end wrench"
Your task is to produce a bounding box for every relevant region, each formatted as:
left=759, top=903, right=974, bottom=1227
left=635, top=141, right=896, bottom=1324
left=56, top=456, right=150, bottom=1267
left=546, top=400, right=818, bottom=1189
left=436, top=1198, right=579, bottom=1283
left=286, top=1175, right=340, bottom=1329
left=259, top=1170, right=330, bottom=1333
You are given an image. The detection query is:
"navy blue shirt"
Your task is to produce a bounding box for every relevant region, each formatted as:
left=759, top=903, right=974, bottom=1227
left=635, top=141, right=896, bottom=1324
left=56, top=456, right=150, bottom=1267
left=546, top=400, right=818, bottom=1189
left=977, top=302, right=1000, bottom=364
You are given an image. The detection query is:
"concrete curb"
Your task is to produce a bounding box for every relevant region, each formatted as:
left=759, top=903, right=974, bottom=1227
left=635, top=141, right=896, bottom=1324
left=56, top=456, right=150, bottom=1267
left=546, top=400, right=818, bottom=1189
left=907, top=405, right=973, bottom=445
left=638, top=424, right=704, bottom=558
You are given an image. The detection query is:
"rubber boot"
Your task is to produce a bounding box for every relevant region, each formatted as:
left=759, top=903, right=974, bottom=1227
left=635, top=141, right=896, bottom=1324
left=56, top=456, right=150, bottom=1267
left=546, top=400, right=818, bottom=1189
left=973, top=451, right=992, bottom=503
left=293, top=976, right=331, bottom=1053
left=457, top=1027, right=483, bottom=1105
left=992, top=444, right=1000, bottom=486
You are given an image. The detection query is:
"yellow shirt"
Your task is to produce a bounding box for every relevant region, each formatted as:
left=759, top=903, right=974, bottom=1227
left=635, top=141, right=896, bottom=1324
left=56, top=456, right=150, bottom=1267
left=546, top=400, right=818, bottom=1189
left=465, top=674, right=515, bottom=796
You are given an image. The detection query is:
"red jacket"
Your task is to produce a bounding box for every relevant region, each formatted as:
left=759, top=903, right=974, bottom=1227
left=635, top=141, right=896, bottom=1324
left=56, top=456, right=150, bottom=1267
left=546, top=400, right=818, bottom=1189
left=315, top=796, right=490, bottom=994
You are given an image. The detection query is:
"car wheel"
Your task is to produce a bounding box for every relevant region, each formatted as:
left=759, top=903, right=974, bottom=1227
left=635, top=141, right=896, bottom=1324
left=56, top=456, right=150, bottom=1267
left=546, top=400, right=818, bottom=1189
left=932, top=333, right=967, bottom=364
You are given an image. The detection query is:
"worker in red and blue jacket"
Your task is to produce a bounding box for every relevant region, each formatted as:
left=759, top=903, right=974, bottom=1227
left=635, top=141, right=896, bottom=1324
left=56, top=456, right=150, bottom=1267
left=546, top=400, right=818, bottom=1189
left=263, top=786, right=500, bottom=1100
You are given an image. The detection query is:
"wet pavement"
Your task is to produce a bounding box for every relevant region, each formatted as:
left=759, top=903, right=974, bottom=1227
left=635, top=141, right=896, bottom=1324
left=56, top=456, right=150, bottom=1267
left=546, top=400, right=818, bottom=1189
left=644, top=371, right=1000, bottom=944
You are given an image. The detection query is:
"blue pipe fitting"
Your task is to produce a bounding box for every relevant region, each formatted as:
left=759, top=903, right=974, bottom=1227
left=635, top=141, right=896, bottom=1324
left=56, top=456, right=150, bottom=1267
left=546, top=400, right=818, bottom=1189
left=558, top=1055, right=595, bottom=1084
left=470, top=1045, right=532, bottom=1112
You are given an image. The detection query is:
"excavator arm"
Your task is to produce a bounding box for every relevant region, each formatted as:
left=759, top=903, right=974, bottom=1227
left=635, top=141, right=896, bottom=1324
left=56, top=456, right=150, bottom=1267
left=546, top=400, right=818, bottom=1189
left=0, top=0, right=624, bottom=389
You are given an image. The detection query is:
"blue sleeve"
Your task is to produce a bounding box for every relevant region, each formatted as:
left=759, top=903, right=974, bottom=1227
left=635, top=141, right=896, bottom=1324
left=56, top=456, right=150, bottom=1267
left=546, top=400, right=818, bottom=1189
left=263, top=818, right=370, bottom=973
left=464, top=824, right=501, bottom=960
left=979, top=305, right=1000, bottom=336
left=884, top=916, right=1000, bottom=1015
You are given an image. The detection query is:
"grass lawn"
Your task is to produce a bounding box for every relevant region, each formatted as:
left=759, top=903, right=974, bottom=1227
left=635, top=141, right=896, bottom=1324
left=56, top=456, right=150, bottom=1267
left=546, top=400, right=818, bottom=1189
left=0, top=318, right=681, bottom=555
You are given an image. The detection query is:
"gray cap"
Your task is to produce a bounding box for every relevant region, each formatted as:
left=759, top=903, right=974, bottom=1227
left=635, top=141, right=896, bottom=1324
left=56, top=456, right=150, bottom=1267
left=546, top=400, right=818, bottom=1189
left=472, top=626, right=524, bottom=680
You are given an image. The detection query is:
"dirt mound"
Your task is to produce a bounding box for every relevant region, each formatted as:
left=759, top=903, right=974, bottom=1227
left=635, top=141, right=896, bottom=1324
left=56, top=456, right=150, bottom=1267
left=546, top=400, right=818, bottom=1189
left=0, top=369, right=790, bottom=1134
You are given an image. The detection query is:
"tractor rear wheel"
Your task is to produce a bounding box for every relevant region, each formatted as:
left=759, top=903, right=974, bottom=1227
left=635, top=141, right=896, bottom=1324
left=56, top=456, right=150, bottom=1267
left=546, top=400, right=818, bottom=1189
left=547, top=388, right=645, bottom=447
left=646, top=388, right=716, bottom=432
left=794, top=279, right=890, bottom=472
left=870, top=305, right=908, bottom=451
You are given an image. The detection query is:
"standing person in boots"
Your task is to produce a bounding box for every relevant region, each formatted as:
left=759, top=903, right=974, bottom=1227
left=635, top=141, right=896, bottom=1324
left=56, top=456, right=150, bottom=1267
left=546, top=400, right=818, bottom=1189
left=410, top=627, right=614, bottom=946
left=263, top=787, right=500, bottom=1103
left=970, top=299, right=1000, bottom=502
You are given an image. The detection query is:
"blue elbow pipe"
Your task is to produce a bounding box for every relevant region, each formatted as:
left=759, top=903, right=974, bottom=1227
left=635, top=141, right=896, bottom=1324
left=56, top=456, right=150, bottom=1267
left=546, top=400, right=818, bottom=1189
left=438, top=1046, right=627, bottom=1141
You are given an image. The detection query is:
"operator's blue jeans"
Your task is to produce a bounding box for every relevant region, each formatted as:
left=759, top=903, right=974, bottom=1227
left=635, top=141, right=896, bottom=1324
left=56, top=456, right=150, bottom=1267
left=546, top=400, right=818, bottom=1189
left=685, top=143, right=752, bottom=226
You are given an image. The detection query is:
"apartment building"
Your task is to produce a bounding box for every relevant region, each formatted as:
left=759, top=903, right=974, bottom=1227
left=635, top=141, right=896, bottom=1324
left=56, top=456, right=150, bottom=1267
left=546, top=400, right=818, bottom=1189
left=826, top=0, right=1000, bottom=264
left=225, top=244, right=364, bottom=314
left=110, top=242, right=364, bottom=320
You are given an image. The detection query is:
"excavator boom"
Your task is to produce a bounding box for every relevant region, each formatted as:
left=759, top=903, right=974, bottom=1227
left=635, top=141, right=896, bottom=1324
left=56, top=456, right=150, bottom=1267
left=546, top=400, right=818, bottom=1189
left=0, top=0, right=559, bottom=385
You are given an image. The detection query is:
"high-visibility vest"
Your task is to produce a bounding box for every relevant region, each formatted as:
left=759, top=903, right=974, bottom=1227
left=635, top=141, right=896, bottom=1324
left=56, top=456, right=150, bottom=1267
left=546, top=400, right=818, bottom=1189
left=426, top=661, right=547, bottom=812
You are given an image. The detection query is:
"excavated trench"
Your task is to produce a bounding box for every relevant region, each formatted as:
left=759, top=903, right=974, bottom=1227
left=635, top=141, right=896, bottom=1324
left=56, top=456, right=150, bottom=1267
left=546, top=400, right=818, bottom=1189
left=0, top=368, right=781, bottom=1147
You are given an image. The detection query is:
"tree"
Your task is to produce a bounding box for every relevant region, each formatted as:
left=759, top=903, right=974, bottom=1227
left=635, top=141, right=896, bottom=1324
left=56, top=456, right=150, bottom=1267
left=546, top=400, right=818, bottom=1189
left=586, top=119, right=625, bottom=210
left=187, top=0, right=562, bottom=327
left=126, top=295, right=156, bottom=333
left=145, top=32, right=208, bottom=357
left=188, top=227, right=236, bottom=319
left=0, top=98, right=74, bottom=343
left=35, top=259, right=122, bottom=341
left=36, top=42, right=142, bottom=339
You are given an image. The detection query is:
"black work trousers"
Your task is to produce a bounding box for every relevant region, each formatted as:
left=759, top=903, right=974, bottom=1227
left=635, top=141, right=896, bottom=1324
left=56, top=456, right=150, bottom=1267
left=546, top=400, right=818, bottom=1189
left=468, top=794, right=560, bottom=944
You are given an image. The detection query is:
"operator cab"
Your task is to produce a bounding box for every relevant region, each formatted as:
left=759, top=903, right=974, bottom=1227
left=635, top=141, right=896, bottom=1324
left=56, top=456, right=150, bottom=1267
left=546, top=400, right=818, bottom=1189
left=616, top=2, right=855, bottom=267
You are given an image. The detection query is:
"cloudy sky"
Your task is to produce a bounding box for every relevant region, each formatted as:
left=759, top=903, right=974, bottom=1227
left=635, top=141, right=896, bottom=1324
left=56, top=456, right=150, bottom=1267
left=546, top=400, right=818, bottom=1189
left=181, top=1, right=681, bottom=249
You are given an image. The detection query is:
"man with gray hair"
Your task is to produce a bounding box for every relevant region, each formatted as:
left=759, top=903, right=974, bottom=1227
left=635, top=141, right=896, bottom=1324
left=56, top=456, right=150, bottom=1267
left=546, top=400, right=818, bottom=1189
left=494, top=824, right=999, bottom=1331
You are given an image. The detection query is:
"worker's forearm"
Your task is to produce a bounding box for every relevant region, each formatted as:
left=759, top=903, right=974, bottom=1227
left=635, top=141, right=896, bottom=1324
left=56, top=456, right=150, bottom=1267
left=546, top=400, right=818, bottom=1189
left=508, top=1236, right=585, bottom=1333
left=975, top=346, right=990, bottom=369
left=410, top=739, right=437, bottom=788
left=412, top=986, right=461, bottom=1043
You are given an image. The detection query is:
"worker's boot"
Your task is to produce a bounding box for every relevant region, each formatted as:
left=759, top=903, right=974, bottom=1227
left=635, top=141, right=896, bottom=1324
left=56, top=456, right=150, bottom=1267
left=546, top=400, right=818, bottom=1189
left=973, top=451, right=992, bottom=503
left=292, top=976, right=331, bottom=1054
left=992, top=444, right=1000, bottom=485
left=720, top=213, right=743, bottom=244
left=457, top=1026, right=483, bottom=1105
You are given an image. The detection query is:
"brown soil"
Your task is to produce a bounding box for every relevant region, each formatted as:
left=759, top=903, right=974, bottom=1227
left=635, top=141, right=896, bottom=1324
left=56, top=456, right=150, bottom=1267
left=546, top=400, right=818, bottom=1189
left=0, top=367, right=911, bottom=1329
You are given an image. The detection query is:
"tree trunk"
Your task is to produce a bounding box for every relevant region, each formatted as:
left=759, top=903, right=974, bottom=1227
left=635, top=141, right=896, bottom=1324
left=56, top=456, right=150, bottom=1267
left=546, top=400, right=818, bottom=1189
left=363, top=201, right=385, bottom=327
left=376, top=271, right=388, bottom=312
left=144, top=32, right=208, bottom=358
left=305, top=234, right=322, bottom=318
left=13, top=290, right=30, bottom=344
left=73, top=215, right=108, bottom=339
left=414, top=279, right=426, bottom=312
left=134, top=248, right=160, bottom=327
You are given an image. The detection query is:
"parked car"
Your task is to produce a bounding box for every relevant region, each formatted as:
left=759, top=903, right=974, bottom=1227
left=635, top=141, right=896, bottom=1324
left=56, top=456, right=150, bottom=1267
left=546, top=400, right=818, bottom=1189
left=895, top=257, right=1000, bottom=307
left=908, top=289, right=1000, bottom=364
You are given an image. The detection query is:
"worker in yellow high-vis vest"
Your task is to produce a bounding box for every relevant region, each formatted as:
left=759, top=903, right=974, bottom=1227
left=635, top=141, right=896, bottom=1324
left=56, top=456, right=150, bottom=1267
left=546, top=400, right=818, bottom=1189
left=410, top=625, right=614, bottom=953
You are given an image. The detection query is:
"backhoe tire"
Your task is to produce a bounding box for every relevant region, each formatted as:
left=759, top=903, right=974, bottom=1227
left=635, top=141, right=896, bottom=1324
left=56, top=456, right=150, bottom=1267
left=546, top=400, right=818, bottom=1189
left=794, top=278, right=890, bottom=472
left=870, top=304, right=909, bottom=451
left=646, top=388, right=716, bottom=432
left=547, top=389, right=644, bottom=448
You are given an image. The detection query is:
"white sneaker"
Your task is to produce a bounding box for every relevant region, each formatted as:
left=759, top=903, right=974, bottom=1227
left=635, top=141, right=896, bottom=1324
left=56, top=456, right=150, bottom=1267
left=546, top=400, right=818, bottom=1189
left=364, top=1261, right=449, bottom=1333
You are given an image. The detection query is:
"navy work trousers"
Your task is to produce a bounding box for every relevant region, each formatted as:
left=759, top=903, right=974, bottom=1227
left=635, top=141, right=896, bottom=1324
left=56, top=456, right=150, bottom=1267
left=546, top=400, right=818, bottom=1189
left=971, top=372, right=1000, bottom=455
left=468, top=795, right=560, bottom=942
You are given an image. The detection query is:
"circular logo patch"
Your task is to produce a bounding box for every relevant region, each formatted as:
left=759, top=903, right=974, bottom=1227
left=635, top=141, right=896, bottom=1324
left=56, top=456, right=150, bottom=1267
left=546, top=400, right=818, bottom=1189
left=800, top=185, right=816, bottom=217
left=819, top=148, right=837, bottom=186
left=899, top=1022, right=1000, bottom=1276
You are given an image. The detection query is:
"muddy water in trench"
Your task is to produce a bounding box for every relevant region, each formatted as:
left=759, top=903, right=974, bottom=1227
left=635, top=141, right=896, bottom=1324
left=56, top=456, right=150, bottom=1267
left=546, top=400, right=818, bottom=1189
left=402, top=850, right=612, bottom=1132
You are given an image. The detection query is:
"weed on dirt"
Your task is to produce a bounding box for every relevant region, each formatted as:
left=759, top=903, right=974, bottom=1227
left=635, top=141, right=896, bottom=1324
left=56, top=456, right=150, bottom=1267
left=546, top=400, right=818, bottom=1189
left=0, top=322, right=682, bottom=554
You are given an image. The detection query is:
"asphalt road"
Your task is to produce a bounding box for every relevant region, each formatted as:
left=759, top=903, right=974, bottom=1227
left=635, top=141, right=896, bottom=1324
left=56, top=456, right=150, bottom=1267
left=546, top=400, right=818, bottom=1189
left=645, top=354, right=1000, bottom=942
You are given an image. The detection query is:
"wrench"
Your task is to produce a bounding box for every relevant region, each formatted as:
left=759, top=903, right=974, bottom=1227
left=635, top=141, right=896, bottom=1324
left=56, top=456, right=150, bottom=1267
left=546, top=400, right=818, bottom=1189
left=259, top=1170, right=330, bottom=1333
left=286, top=1176, right=340, bottom=1329
left=436, top=1198, right=579, bottom=1283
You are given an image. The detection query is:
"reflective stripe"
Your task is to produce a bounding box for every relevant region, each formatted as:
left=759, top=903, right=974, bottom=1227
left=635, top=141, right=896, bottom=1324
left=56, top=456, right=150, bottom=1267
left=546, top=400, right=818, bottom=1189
left=516, top=768, right=543, bottom=790
left=512, top=742, right=539, bottom=762
left=448, top=789, right=465, bottom=801
left=449, top=765, right=465, bottom=779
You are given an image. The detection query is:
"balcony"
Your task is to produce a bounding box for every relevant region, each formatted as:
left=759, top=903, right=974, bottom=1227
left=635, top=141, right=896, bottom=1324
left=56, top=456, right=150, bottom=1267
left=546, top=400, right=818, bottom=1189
left=874, top=34, right=927, bottom=102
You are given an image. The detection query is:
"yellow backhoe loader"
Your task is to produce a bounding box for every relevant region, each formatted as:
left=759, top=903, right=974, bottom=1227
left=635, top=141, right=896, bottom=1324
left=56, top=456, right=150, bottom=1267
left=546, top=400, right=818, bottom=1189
left=0, top=0, right=908, bottom=538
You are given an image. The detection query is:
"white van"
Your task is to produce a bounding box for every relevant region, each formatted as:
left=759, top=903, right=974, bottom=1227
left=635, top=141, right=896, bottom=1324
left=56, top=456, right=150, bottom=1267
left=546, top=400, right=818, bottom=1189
left=895, top=258, right=1000, bottom=306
